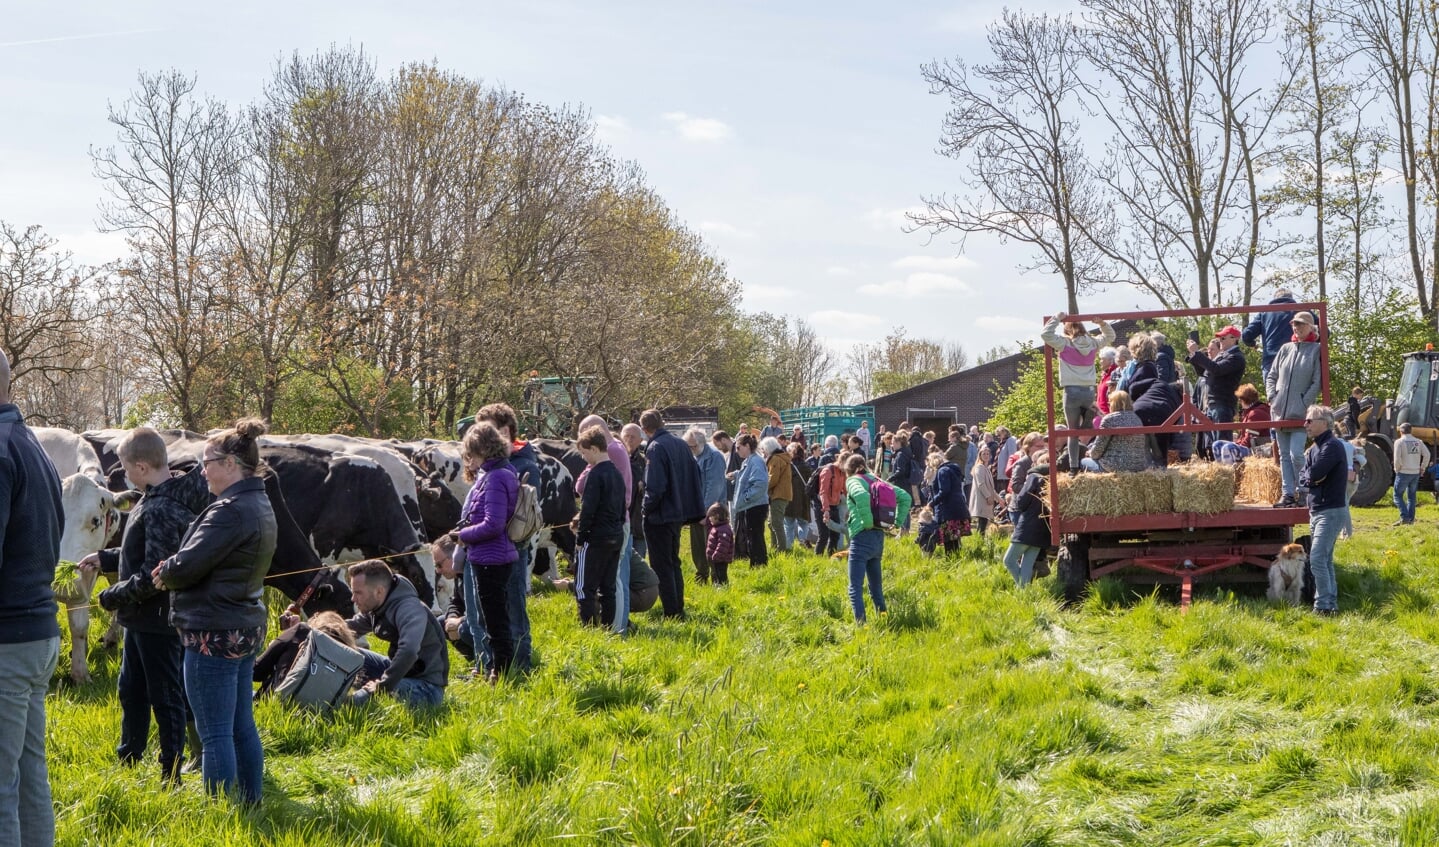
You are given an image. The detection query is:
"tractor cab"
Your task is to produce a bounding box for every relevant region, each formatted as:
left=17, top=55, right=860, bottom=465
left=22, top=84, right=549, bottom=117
left=1393, top=350, right=1439, bottom=439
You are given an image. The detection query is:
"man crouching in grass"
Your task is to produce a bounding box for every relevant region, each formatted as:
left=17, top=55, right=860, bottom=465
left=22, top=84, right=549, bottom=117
left=346, top=560, right=450, bottom=708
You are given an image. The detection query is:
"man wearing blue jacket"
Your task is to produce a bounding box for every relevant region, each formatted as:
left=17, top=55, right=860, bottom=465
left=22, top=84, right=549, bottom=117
left=1242, top=288, right=1297, bottom=382
left=640, top=409, right=705, bottom=619
left=684, top=427, right=728, bottom=584
left=0, top=351, right=64, bottom=847
left=1299, top=406, right=1348, bottom=615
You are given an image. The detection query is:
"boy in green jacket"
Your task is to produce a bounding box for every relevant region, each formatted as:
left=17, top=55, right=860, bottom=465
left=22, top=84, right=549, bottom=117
left=842, top=454, right=912, bottom=623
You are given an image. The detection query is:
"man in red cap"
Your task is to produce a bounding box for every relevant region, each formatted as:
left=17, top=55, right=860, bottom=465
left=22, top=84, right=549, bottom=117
left=1186, top=325, right=1248, bottom=442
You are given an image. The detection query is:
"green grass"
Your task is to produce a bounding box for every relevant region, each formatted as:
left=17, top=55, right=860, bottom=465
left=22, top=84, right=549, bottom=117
left=47, top=501, right=1439, bottom=845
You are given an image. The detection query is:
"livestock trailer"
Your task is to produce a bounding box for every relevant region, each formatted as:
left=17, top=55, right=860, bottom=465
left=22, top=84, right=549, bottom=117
left=781, top=405, right=875, bottom=445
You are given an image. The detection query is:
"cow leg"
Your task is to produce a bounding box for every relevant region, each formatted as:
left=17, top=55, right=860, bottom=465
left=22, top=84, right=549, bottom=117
left=64, top=569, right=99, bottom=684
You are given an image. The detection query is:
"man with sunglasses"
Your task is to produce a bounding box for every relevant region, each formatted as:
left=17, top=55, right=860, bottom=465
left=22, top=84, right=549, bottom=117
left=1298, top=406, right=1347, bottom=615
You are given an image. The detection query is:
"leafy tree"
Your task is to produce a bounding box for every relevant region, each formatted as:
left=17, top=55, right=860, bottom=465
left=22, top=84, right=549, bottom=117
left=1327, top=287, right=1436, bottom=402
left=983, top=345, right=1057, bottom=435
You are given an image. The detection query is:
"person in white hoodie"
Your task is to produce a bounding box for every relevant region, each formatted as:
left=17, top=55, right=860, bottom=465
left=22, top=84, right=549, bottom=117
left=1392, top=422, right=1431, bottom=525
left=1042, top=311, right=1115, bottom=473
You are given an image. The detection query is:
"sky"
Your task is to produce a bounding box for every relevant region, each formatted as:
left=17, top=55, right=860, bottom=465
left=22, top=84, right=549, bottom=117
left=0, top=0, right=1139, bottom=387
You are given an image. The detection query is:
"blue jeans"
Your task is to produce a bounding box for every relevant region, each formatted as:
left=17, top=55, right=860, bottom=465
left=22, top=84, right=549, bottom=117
left=1310, top=507, right=1344, bottom=611
left=784, top=516, right=804, bottom=546
left=0, top=637, right=59, bottom=847
left=350, top=662, right=444, bottom=709
left=1003, top=542, right=1041, bottom=587
left=614, top=525, right=632, bottom=635
left=1276, top=429, right=1307, bottom=497
left=1394, top=473, right=1420, bottom=523
left=184, top=648, right=263, bottom=804
left=508, top=544, right=533, bottom=672
left=847, top=529, right=886, bottom=622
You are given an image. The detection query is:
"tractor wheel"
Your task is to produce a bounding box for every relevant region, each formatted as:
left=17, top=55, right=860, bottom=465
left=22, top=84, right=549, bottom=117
left=1350, top=440, right=1392, bottom=507
left=1057, top=535, right=1091, bottom=606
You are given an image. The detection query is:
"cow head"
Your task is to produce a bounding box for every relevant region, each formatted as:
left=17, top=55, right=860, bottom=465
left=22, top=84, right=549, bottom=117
left=59, top=474, right=119, bottom=565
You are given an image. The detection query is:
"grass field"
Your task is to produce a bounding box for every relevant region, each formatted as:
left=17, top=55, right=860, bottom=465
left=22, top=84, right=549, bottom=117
left=47, top=500, right=1439, bottom=846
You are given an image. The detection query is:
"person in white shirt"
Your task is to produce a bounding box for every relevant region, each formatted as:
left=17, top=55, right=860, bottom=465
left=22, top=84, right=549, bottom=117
left=1392, top=422, right=1431, bottom=526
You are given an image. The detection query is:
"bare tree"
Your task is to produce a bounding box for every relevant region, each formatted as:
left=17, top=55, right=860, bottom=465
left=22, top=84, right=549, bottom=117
left=1080, top=0, right=1281, bottom=308
left=91, top=70, right=238, bottom=429
left=1340, top=0, right=1432, bottom=318
left=0, top=223, right=104, bottom=424
left=916, top=12, right=1108, bottom=313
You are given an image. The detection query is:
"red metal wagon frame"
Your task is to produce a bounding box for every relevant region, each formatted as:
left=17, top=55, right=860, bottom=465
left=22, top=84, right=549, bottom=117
left=1040, top=302, right=1330, bottom=606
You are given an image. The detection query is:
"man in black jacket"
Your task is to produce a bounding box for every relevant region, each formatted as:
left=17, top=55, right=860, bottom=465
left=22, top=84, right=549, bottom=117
left=0, top=351, right=64, bottom=845
left=640, top=409, right=705, bottom=619
left=81, top=428, right=204, bottom=782
left=346, top=560, right=449, bottom=707
left=1186, top=326, right=1248, bottom=443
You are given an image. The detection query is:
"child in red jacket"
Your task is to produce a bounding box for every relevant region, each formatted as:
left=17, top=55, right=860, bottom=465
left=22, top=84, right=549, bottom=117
left=704, top=504, right=735, bottom=586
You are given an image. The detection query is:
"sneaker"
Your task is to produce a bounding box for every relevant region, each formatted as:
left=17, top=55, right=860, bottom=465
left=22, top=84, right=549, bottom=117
left=1272, top=495, right=1297, bottom=508
left=1393, top=519, right=1406, bottom=527
left=1313, top=608, right=1337, bottom=617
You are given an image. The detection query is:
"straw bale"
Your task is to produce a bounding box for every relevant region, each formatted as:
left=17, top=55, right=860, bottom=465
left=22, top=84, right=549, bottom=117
left=1171, top=461, right=1237, bottom=515
left=1236, top=458, right=1282, bottom=505
left=1056, top=470, right=1173, bottom=517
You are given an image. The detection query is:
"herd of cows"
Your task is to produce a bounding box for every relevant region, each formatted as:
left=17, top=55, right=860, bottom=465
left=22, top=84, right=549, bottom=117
left=34, top=427, right=595, bottom=683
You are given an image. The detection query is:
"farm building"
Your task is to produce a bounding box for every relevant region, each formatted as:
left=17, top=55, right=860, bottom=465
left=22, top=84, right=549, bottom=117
left=864, top=319, right=1141, bottom=433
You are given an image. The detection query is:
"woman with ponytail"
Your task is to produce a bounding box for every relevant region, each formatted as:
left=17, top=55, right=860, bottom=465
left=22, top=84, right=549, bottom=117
left=152, top=419, right=277, bottom=806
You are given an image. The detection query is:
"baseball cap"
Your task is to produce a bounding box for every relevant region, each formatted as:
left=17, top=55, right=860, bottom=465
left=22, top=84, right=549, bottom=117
left=1214, top=326, right=1241, bottom=339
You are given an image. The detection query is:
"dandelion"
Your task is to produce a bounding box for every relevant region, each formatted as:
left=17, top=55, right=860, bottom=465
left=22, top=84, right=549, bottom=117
left=797, top=682, right=807, bottom=691
left=822, top=840, right=833, bottom=847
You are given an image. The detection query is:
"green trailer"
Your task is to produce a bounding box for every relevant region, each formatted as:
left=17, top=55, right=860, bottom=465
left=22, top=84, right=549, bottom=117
left=780, top=405, right=875, bottom=444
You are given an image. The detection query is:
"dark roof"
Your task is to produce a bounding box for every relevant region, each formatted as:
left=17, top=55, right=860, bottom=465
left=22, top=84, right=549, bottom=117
left=863, top=319, right=1142, bottom=430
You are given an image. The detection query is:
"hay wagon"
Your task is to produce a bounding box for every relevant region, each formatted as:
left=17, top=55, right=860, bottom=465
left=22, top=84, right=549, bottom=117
left=1044, top=303, right=1330, bottom=608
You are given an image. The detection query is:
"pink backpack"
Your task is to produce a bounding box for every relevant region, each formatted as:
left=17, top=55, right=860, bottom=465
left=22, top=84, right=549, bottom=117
left=862, top=474, right=898, bottom=529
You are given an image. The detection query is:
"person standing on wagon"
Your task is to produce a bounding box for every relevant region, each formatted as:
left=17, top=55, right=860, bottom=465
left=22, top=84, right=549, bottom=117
left=1042, top=311, right=1115, bottom=474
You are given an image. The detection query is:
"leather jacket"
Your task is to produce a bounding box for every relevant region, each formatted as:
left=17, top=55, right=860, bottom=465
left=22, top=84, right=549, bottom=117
left=157, top=476, right=277, bottom=633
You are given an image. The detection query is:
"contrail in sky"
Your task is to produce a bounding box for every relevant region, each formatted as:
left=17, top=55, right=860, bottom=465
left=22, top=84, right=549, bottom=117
left=0, top=28, right=161, bottom=48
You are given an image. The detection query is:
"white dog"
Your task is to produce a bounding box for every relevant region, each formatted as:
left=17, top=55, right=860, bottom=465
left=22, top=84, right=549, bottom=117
left=1267, top=543, right=1307, bottom=605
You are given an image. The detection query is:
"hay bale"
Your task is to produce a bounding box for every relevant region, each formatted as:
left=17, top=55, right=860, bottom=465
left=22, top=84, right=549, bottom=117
left=1056, top=470, right=1173, bottom=517
left=1236, top=458, right=1282, bottom=505
left=1171, top=462, right=1237, bottom=515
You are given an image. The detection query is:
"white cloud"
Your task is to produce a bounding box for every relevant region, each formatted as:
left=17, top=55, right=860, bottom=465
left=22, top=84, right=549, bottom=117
left=863, top=205, right=928, bottom=233
left=858, top=271, right=973, bottom=299
left=890, top=254, right=977, bottom=273
left=594, top=114, right=629, bottom=144
left=662, top=112, right=734, bottom=143
left=826, top=266, right=855, bottom=276
left=742, top=283, right=797, bottom=301
left=700, top=220, right=754, bottom=238
left=973, top=315, right=1041, bottom=334
left=810, top=309, right=884, bottom=331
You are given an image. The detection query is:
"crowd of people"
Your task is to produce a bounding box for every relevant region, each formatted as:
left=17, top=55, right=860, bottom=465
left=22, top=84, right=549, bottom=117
left=0, top=288, right=1419, bottom=839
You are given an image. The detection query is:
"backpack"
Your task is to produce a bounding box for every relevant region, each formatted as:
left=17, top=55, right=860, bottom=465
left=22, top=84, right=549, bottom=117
left=863, top=474, right=898, bottom=530
left=805, top=461, right=823, bottom=501
left=508, top=471, right=544, bottom=543
left=275, top=629, right=366, bottom=711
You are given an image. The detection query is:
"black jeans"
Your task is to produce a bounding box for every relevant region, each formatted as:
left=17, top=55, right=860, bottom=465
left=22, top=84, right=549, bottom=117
left=577, top=537, right=622, bottom=627
left=644, top=520, right=686, bottom=617
left=472, top=564, right=515, bottom=674
left=117, top=629, right=188, bottom=780
left=741, top=505, right=769, bottom=566
left=814, top=501, right=835, bottom=556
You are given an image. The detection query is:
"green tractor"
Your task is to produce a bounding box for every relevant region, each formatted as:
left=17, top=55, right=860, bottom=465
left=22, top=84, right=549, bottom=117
left=1349, top=349, right=1439, bottom=506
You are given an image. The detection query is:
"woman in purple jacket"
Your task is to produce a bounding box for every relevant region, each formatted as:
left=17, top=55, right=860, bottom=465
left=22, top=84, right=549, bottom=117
left=456, top=422, right=519, bottom=682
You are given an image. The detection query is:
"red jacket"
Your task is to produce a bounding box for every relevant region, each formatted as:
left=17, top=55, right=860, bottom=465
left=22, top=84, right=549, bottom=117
left=1237, top=402, right=1271, bottom=448
left=818, top=463, right=846, bottom=510
left=1097, top=364, right=1119, bottom=415
left=705, top=519, right=734, bottom=564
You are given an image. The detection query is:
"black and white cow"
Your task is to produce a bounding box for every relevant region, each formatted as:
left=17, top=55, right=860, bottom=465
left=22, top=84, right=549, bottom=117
left=261, top=443, right=435, bottom=608
left=79, top=429, right=355, bottom=619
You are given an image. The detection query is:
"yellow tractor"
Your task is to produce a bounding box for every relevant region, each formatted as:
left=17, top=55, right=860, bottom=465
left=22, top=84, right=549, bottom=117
left=1350, top=350, right=1439, bottom=506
